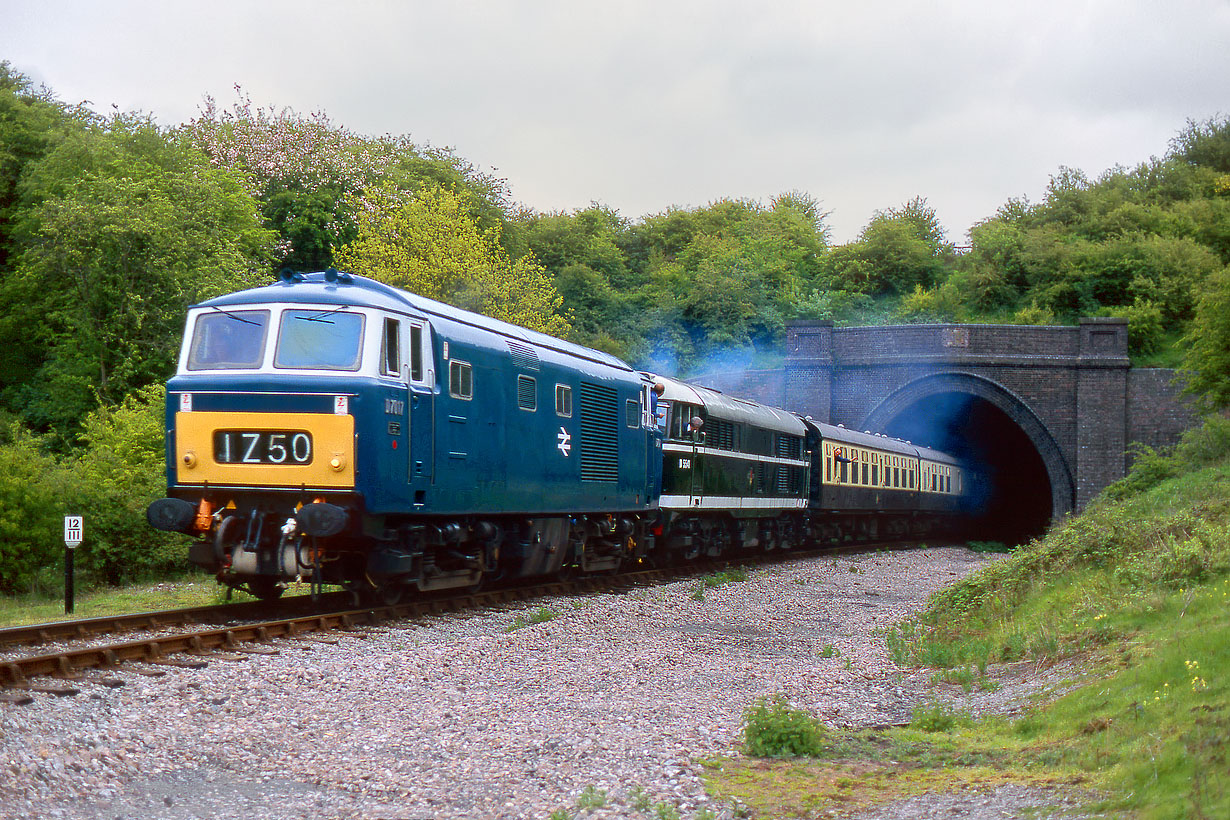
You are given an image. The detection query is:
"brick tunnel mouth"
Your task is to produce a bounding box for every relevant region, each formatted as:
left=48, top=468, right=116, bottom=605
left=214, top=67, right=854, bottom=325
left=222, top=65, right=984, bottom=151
left=879, top=391, right=1053, bottom=546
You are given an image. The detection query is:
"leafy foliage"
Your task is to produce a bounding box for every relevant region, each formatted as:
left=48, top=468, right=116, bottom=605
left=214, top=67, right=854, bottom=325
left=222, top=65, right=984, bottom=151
left=335, top=185, right=570, bottom=335
left=71, top=385, right=189, bottom=585
left=0, top=112, right=276, bottom=440
left=1180, top=264, right=1230, bottom=410
left=184, top=88, right=511, bottom=271
left=741, top=694, right=828, bottom=758
left=0, top=423, right=78, bottom=593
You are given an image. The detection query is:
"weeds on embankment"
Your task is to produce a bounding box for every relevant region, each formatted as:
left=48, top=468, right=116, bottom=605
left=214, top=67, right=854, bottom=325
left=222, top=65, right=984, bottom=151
left=708, top=416, right=1230, bottom=820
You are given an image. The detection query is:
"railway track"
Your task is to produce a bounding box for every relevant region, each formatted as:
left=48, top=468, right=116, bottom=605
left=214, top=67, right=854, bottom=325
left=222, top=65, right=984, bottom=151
left=0, top=590, right=355, bottom=650
left=0, top=568, right=679, bottom=697
left=0, top=541, right=917, bottom=701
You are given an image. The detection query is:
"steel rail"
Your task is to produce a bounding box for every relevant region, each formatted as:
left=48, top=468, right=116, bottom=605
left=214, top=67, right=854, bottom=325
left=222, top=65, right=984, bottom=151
left=0, top=591, right=355, bottom=649
left=0, top=568, right=677, bottom=689
left=1, top=540, right=919, bottom=691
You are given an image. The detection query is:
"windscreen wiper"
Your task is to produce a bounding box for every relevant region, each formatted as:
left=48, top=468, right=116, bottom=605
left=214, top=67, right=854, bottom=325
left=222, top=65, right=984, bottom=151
left=210, top=306, right=263, bottom=326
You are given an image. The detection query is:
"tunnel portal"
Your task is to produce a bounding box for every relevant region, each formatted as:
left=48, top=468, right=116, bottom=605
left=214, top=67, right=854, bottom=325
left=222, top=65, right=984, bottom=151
left=879, top=391, right=1054, bottom=545
left=695, top=319, right=1198, bottom=536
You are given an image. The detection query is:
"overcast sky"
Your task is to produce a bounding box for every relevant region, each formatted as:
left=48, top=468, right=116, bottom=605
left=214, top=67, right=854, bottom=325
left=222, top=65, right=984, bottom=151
left=4, top=0, right=1228, bottom=242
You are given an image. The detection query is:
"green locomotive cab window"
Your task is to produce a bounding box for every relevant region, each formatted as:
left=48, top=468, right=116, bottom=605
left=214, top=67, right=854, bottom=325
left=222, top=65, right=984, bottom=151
left=276, top=309, right=364, bottom=370
left=188, top=309, right=270, bottom=370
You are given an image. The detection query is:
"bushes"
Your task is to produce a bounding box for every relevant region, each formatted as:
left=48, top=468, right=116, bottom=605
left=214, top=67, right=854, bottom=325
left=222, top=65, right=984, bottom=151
left=72, top=384, right=188, bottom=585
left=740, top=694, right=828, bottom=757
left=0, top=386, right=187, bottom=594
left=1102, top=414, right=1230, bottom=501
left=0, top=425, right=79, bottom=593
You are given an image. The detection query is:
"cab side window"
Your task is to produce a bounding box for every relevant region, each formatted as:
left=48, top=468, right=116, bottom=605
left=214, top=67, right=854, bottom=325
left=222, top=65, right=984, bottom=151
left=409, top=324, right=424, bottom=382
left=381, top=318, right=401, bottom=377
left=449, top=360, right=472, bottom=399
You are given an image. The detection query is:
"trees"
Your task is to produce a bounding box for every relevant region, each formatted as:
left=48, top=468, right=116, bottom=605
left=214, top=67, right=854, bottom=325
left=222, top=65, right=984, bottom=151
left=821, top=196, right=954, bottom=296
left=184, top=90, right=512, bottom=271
left=1181, top=264, right=1230, bottom=411
left=334, top=185, right=570, bottom=336
left=0, top=113, right=276, bottom=438
left=0, top=62, right=71, bottom=274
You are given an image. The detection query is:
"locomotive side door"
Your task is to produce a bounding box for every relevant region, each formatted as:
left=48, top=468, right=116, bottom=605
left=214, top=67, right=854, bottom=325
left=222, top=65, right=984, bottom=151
left=407, top=320, right=434, bottom=494
left=378, top=316, right=411, bottom=490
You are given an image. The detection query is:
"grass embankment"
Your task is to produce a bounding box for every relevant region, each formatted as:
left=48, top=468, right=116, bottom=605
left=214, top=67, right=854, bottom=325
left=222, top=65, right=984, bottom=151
left=0, top=576, right=347, bottom=627
left=708, top=417, right=1230, bottom=819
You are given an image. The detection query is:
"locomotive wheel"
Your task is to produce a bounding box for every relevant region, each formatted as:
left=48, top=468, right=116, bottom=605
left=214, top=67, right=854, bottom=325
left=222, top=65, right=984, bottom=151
left=364, top=579, right=411, bottom=606
left=247, top=578, right=284, bottom=601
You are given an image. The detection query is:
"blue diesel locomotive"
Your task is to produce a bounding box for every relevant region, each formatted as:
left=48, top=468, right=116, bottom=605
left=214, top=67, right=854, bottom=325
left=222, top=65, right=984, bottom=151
left=146, top=270, right=970, bottom=600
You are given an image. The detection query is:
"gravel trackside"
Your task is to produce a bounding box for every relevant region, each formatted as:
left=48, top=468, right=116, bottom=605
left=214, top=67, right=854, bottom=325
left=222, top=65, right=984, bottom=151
left=0, top=547, right=1096, bottom=819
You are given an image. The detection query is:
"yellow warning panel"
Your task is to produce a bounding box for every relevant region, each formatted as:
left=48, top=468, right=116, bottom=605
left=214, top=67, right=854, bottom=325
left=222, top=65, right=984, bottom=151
left=174, top=411, right=355, bottom=488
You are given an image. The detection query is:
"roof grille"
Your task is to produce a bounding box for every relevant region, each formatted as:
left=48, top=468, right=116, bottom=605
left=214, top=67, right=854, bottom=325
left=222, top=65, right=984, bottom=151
left=508, top=341, right=540, bottom=371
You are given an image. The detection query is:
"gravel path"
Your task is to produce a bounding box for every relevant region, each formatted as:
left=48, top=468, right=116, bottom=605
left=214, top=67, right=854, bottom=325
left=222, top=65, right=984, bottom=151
left=0, top=547, right=1098, bottom=819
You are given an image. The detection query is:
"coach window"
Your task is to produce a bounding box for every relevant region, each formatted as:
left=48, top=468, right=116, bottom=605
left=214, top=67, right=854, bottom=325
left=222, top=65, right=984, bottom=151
left=449, top=360, right=472, bottom=400
left=556, top=384, right=572, bottom=417
left=861, top=457, right=869, bottom=485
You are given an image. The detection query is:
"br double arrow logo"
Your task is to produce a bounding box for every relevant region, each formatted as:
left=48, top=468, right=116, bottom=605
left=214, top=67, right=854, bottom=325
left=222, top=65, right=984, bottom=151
left=557, top=427, right=572, bottom=456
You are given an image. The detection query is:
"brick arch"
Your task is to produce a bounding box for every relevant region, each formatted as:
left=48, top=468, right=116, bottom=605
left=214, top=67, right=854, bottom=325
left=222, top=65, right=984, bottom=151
left=860, top=371, right=1075, bottom=519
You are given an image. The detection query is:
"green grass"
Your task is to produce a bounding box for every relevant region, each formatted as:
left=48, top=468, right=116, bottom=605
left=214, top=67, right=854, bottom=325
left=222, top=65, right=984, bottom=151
left=506, top=605, right=557, bottom=631
left=0, top=574, right=346, bottom=628
left=707, top=417, right=1230, bottom=819
left=0, top=574, right=235, bottom=627
left=690, top=568, right=750, bottom=601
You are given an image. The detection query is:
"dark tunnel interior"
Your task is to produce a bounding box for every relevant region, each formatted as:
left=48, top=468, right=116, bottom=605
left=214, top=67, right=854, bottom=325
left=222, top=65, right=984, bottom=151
left=879, top=392, right=1054, bottom=546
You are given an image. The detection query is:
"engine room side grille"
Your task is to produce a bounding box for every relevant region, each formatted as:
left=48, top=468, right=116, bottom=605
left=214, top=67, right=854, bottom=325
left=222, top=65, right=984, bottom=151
left=709, top=418, right=736, bottom=450
left=776, top=434, right=802, bottom=459
left=507, top=341, right=540, bottom=371
left=579, top=382, right=619, bottom=482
